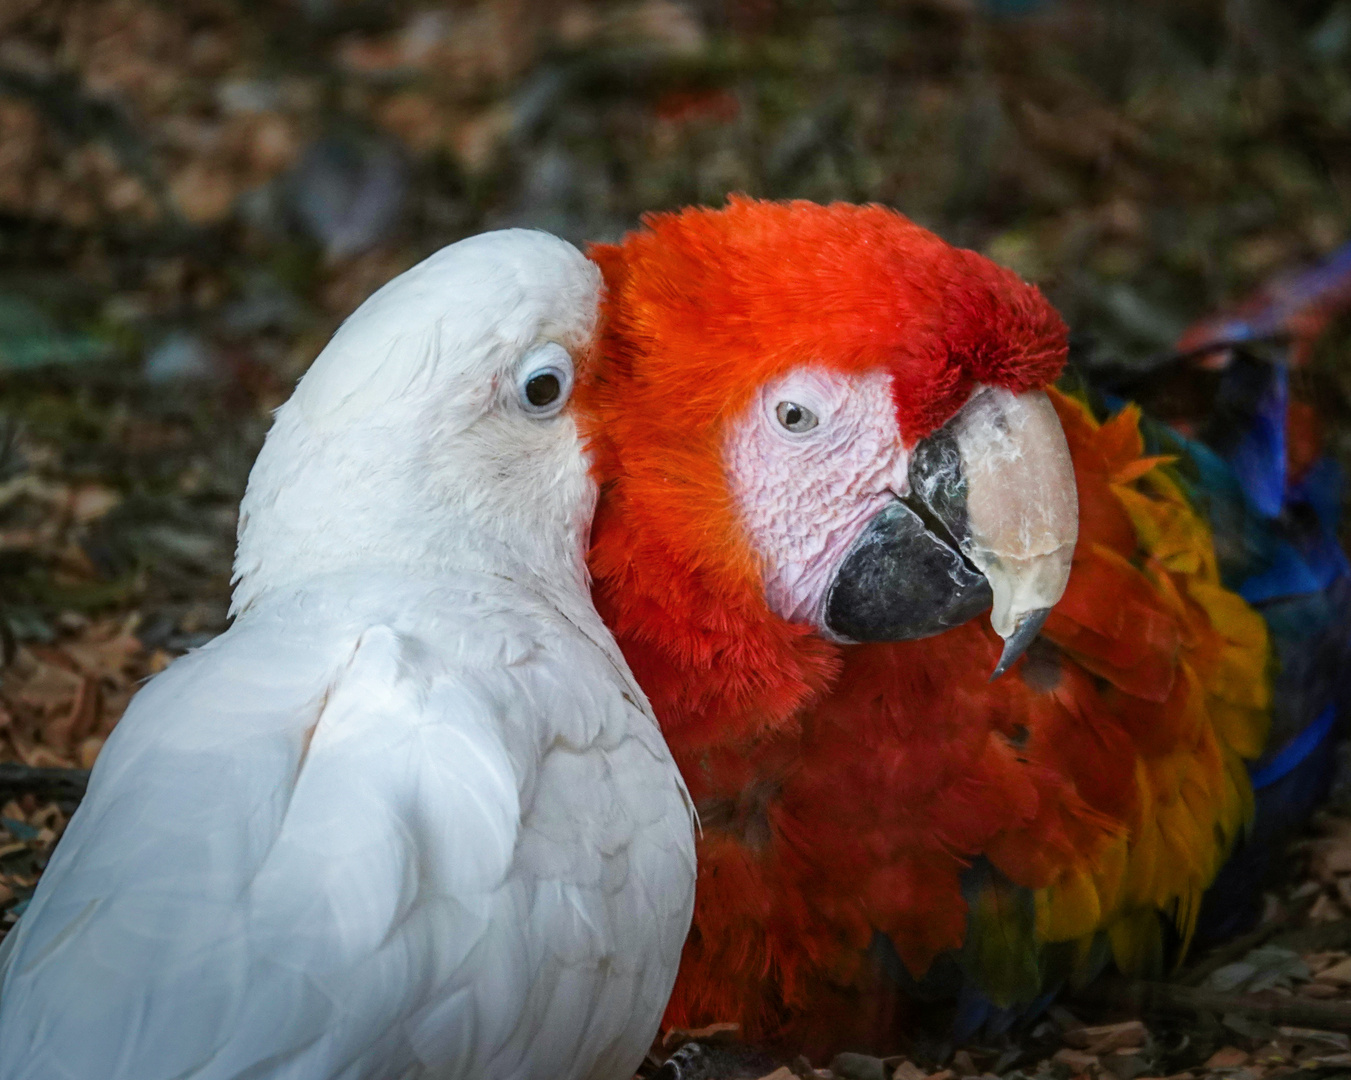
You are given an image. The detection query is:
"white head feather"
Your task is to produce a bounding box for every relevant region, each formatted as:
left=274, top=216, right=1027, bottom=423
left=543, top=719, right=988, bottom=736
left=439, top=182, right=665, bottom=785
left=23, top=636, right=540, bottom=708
left=231, top=229, right=602, bottom=617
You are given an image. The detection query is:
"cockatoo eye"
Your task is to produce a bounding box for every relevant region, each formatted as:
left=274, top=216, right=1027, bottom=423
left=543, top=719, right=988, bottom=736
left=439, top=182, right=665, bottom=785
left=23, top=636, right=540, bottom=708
left=775, top=401, right=819, bottom=434
left=517, top=342, right=574, bottom=419
left=526, top=373, right=561, bottom=406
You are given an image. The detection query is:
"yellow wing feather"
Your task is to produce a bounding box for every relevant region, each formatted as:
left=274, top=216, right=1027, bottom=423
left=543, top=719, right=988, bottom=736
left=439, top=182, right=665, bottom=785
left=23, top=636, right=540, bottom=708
left=1033, top=392, right=1269, bottom=974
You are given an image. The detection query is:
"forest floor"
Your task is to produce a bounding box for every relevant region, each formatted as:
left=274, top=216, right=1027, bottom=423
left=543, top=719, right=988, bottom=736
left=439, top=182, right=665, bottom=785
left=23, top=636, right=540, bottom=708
left=3, top=1, right=1351, bottom=1077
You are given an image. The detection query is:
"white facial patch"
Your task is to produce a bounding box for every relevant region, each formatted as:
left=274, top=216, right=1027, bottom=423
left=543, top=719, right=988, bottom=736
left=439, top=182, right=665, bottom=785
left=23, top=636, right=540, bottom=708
left=723, top=367, right=910, bottom=628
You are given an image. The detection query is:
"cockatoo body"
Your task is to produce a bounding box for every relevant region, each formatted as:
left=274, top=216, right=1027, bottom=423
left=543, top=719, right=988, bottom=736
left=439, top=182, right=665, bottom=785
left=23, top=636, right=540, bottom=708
left=0, top=230, right=695, bottom=1080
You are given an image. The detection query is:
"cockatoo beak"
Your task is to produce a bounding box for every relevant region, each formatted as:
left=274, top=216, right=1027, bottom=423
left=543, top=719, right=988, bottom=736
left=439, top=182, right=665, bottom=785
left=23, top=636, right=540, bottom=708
left=823, top=388, right=1078, bottom=678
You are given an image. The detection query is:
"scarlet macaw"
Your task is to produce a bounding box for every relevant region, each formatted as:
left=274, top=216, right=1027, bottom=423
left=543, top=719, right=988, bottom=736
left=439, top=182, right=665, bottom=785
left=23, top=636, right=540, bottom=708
left=578, top=197, right=1349, bottom=1050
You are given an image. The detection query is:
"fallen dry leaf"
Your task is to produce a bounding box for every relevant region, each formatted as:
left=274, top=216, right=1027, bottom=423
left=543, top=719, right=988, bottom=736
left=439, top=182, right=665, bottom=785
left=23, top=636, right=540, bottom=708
left=1051, top=1047, right=1099, bottom=1073
left=1065, top=1019, right=1149, bottom=1054
left=1312, top=955, right=1351, bottom=985
left=1202, top=1048, right=1249, bottom=1069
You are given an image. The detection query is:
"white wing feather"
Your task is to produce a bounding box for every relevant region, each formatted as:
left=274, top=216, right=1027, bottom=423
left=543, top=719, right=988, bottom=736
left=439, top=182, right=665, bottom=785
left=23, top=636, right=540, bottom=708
left=0, top=575, right=694, bottom=1080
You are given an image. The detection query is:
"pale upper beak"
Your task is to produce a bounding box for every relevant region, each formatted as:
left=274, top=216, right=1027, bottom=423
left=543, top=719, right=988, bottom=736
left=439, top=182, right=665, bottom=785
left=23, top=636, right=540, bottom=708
left=822, top=387, right=1079, bottom=678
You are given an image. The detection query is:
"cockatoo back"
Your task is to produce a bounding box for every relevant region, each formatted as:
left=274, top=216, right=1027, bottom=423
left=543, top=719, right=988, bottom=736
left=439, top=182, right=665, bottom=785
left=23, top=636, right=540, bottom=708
left=0, top=230, right=695, bottom=1080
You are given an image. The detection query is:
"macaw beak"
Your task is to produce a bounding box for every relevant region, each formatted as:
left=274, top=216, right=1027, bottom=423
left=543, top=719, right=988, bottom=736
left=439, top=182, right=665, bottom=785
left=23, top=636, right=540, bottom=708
left=823, top=388, right=1079, bottom=678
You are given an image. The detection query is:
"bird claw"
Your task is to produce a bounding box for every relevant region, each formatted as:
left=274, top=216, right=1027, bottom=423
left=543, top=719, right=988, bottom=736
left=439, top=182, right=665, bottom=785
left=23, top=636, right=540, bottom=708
left=653, top=1040, right=778, bottom=1080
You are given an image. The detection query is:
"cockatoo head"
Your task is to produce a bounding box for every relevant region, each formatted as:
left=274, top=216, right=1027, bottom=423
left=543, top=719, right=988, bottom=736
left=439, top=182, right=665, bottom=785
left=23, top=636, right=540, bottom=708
left=582, top=198, right=1077, bottom=722
left=233, top=229, right=601, bottom=614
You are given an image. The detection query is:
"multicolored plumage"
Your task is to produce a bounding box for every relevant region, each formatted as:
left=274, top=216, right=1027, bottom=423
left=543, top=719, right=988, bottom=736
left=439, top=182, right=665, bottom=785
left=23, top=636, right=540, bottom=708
left=577, top=199, right=1350, bottom=1052
left=1092, top=240, right=1351, bottom=949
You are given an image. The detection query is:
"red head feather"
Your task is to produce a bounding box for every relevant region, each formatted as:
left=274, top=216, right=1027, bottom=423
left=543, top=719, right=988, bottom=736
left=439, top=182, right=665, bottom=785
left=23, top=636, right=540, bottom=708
left=580, top=197, right=1067, bottom=758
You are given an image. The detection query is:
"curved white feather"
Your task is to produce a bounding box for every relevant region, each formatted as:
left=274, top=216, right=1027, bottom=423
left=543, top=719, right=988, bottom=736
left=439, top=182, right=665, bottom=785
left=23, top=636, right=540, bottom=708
left=0, top=577, right=694, bottom=1080
left=0, top=229, right=695, bottom=1080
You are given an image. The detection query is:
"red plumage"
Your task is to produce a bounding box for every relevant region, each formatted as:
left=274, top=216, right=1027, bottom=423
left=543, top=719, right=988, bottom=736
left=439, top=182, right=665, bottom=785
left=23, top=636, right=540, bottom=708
left=578, top=197, right=1267, bottom=1050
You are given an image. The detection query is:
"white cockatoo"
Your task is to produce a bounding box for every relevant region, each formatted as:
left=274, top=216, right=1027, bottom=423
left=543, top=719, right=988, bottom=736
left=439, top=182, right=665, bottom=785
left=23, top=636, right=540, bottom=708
left=0, top=230, right=696, bottom=1080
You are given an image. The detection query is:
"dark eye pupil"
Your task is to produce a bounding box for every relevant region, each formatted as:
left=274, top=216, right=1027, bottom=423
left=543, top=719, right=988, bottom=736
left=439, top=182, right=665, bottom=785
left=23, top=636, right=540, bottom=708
left=526, top=372, right=561, bottom=407
left=776, top=400, right=817, bottom=431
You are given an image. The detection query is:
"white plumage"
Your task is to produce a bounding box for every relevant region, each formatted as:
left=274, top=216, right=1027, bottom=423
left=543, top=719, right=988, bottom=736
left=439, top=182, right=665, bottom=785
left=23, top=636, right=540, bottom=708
left=0, top=230, right=696, bottom=1080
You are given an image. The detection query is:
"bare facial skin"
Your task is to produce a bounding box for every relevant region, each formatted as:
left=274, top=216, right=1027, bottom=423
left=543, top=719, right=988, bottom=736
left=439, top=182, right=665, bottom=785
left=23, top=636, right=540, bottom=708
left=724, top=366, right=911, bottom=628
left=723, top=365, right=1077, bottom=655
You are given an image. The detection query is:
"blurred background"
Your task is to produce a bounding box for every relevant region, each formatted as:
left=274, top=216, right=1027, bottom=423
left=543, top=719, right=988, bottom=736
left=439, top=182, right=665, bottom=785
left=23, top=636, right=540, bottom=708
left=1, top=0, right=1351, bottom=949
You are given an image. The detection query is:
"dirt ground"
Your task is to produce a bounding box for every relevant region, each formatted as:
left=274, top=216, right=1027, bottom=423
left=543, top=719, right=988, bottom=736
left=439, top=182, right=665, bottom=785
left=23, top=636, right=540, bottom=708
left=3, top=2, right=1351, bottom=1077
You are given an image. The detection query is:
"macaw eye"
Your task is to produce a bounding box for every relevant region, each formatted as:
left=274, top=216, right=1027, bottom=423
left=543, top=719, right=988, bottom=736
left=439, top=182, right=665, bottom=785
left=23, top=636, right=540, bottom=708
left=517, top=342, right=574, bottom=419
left=776, top=401, right=819, bottom=433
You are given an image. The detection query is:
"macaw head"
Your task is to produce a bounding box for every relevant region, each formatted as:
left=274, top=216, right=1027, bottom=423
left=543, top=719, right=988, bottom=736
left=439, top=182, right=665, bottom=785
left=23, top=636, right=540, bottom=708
left=581, top=197, right=1077, bottom=745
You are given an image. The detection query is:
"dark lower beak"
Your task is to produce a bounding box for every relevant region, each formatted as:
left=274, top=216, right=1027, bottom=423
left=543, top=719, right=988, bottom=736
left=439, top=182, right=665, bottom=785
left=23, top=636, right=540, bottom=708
left=824, top=497, right=992, bottom=642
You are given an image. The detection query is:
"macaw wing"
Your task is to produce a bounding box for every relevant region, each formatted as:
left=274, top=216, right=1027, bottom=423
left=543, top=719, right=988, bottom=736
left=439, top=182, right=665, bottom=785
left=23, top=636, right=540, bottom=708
left=956, top=372, right=1350, bottom=1021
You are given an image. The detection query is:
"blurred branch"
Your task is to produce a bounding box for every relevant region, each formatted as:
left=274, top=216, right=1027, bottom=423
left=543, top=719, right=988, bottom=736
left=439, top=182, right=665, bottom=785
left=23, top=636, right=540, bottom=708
left=0, top=764, right=90, bottom=801
left=1081, top=979, right=1351, bottom=1033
